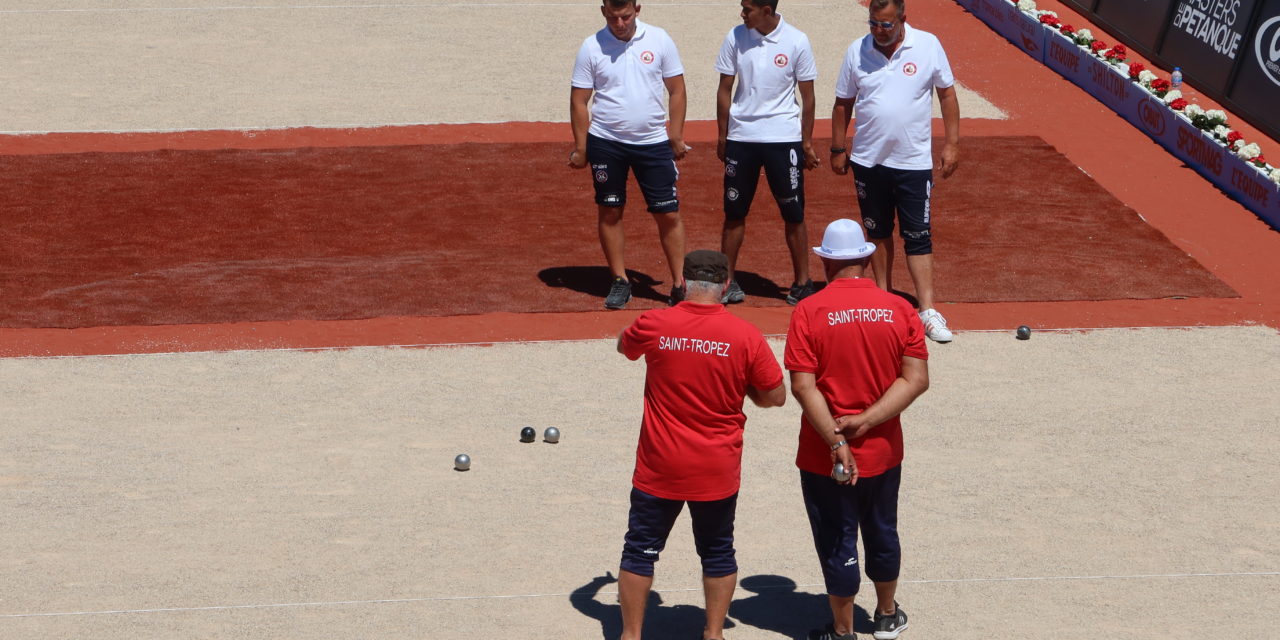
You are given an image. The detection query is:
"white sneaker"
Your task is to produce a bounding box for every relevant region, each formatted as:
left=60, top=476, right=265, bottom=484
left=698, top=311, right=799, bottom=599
left=919, top=308, right=953, bottom=343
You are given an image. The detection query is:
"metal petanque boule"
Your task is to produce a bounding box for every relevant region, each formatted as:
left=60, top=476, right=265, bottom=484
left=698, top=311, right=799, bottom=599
left=543, top=426, right=561, bottom=444
left=454, top=453, right=471, bottom=471
left=520, top=426, right=536, bottom=443
left=1016, top=325, right=1032, bottom=340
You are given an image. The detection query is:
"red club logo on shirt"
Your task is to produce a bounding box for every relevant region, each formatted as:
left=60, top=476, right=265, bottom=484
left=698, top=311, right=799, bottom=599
left=903, top=62, right=918, bottom=76
left=774, top=53, right=789, bottom=67
left=640, top=51, right=655, bottom=64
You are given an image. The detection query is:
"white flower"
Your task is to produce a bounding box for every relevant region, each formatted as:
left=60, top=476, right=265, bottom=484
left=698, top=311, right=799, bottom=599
left=1232, top=139, right=1244, bottom=151
left=1205, top=109, right=1227, bottom=125
left=1183, top=104, right=1204, bottom=118
left=1077, top=28, right=1093, bottom=41
left=1162, top=90, right=1183, bottom=104
left=1271, top=168, right=1280, bottom=185
left=1213, top=125, right=1232, bottom=138
left=1017, top=0, right=1037, bottom=12
left=1138, top=69, right=1158, bottom=84
left=1236, top=143, right=1261, bottom=160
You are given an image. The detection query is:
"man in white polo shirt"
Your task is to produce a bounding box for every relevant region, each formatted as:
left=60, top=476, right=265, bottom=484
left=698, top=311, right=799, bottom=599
left=829, top=0, right=960, bottom=343
left=715, top=0, right=820, bottom=306
left=569, top=0, right=690, bottom=310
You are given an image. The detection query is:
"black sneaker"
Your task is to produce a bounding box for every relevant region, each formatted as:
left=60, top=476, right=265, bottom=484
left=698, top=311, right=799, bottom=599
left=668, top=284, right=685, bottom=306
left=604, top=277, right=631, bottom=309
left=721, top=280, right=745, bottom=304
left=807, top=624, right=856, bottom=640
left=873, top=604, right=908, bottom=639
left=786, top=279, right=816, bottom=305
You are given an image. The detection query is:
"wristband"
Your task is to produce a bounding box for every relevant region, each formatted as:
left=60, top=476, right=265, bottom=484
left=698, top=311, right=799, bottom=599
left=829, top=147, right=846, bottom=154
left=830, top=439, right=847, bottom=451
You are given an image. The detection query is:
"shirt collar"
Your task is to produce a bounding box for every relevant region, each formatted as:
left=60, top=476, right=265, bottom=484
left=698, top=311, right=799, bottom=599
left=758, top=15, right=787, bottom=43
left=827, top=277, right=876, bottom=289
left=676, top=301, right=726, bottom=314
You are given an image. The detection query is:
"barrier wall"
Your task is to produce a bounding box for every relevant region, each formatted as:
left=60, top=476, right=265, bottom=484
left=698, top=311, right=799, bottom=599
left=1060, top=0, right=1280, bottom=142
left=960, top=0, right=1280, bottom=230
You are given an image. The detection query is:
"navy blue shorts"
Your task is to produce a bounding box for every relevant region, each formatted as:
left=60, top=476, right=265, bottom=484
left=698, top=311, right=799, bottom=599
left=620, top=487, right=738, bottom=578
left=723, top=140, right=805, bottom=223
left=586, top=134, right=679, bottom=214
left=799, top=465, right=902, bottom=597
left=850, top=161, right=933, bottom=255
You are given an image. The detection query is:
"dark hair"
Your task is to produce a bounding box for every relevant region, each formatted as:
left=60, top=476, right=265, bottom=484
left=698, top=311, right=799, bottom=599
left=869, top=0, right=905, bottom=15
left=747, top=0, right=779, bottom=10
left=604, top=0, right=637, bottom=7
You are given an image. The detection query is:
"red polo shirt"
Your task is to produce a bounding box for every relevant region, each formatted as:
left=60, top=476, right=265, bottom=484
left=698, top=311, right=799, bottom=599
left=621, top=301, right=784, bottom=501
left=784, top=278, right=928, bottom=478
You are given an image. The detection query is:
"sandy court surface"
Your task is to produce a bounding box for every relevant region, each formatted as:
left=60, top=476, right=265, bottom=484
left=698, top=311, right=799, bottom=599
left=0, top=0, right=1002, bottom=132
left=2, top=327, right=1277, bottom=638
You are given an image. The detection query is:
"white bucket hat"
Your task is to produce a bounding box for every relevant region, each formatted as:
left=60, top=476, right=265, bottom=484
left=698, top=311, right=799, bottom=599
left=813, top=218, right=876, bottom=260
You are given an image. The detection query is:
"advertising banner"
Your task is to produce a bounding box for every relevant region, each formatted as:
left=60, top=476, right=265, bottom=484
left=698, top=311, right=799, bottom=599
left=1226, top=0, right=1280, bottom=140
left=1159, top=0, right=1261, bottom=93
left=1044, top=30, right=1091, bottom=87
left=1094, top=0, right=1179, bottom=48
left=970, top=0, right=1046, bottom=62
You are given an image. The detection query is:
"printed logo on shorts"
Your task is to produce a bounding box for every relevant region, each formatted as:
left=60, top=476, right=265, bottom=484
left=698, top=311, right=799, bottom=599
left=903, top=62, right=918, bottom=76
left=725, top=159, right=737, bottom=177
left=789, top=166, right=800, bottom=190
left=855, top=179, right=868, bottom=201
left=603, top=194, right=621, bottom=205
left=595, top=170, right=609, bottom=183
left=863, top=216, right=876, bottom=230
left=844, top=557, right=858, bottom=567
left=640, top=51, right=655, bottom=64
left=727, top=187, right=740, bottom=201
left=789, top=148, right=799, bottom=166
left=774, top=53, right=789, bottom=67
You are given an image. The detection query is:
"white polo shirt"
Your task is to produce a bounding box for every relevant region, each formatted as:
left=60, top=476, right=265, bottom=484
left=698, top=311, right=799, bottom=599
left=572, top=21, right=684, bottom=145
left=835, top=23, right=954, bottom=170
left=715, top=15, right=817, bottom=143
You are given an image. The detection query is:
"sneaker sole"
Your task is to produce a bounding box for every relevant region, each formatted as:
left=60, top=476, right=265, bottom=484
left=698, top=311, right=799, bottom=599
left=873, top=621, right=908, bottom=640
left=723, top=293, right=745, bottom=304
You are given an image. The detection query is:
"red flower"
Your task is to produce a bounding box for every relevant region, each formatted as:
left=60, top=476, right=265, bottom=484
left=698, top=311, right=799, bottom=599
left=1169, top=98, right=1189, bottom=110
left=1112, top=44, right=1128, bottom=55
left=1039, top=15, right=1061, bottom=28
left=1107, top=48, right=1128, bottom=61
left=1128, top=62, right=1145, bottom=79
left=1151, top=78, right=1171, bottom=92
left=1255, top=155, right=1268, bottom=165
left=1227, top=131, right=1244, bottom=144
left=1090, top=40, right=1108, bottom=53
left=1062, top=24, right=1077, bottom=34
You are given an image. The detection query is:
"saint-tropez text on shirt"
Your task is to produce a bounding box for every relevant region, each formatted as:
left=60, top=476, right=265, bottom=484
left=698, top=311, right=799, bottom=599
left=828, top=308, right=895, bottom=326
left=658, top=335, right=732, bottom=357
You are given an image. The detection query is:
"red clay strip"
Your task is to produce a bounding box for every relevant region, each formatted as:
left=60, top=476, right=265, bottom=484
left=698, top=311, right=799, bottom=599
left=3, top=0, right=1279, bottom=356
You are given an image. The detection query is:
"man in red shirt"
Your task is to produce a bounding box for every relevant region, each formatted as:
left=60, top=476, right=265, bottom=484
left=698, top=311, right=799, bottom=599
left=616, top=249, right=786, bottom=640
left=784, top=219, right=930, bottom=640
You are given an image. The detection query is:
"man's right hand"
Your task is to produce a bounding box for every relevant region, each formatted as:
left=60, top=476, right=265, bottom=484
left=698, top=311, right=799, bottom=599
left=567, top=149, right=587, bottom=169
left=716, top=138, right=727, bottom=163
left=832, top=443, right=856, bottom=485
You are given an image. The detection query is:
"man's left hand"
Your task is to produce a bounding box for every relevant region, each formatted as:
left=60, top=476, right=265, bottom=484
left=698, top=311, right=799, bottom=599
left=802, top=143, right=820, bottom=170
left=938, top=142, right=959, bottom=179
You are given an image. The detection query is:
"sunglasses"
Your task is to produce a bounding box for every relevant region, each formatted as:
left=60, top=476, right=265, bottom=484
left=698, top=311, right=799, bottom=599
left=868, top=18, right=897, bottom=29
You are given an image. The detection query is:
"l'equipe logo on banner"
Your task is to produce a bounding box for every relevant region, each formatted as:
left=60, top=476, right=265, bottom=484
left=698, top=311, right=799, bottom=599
left=1258, top=16, right=1280, bottom=86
